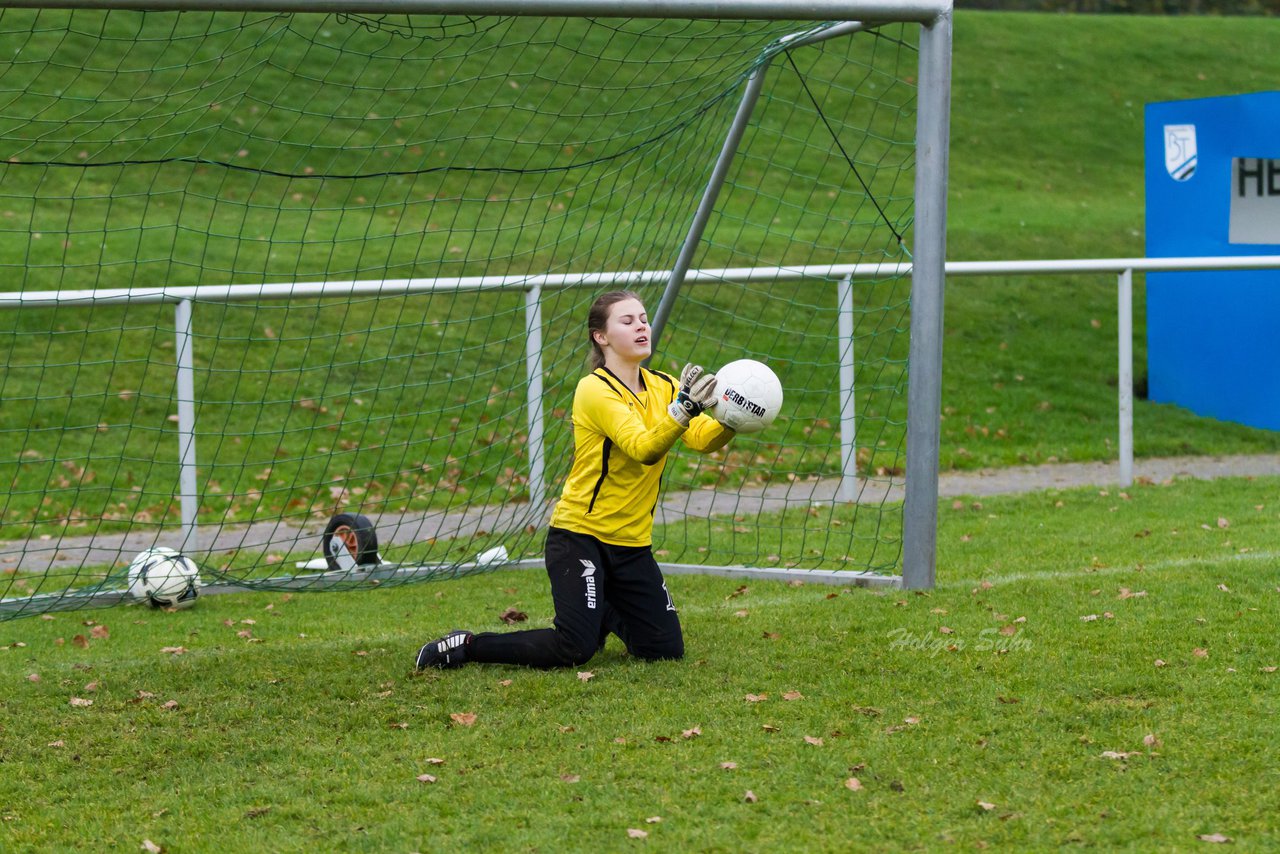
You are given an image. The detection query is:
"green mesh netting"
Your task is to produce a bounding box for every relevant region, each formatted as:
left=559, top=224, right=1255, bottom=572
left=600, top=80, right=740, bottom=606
left=0, top=11, right=917, bottom=619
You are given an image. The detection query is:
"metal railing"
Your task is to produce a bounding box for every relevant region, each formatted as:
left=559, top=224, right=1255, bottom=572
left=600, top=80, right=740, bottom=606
left=937, top=255, right=1280, bottom=487
left=4, top=254, right=1278, bottom=572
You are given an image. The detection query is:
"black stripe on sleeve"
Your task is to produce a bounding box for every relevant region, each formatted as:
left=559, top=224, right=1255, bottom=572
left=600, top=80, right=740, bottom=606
left=586, top=438, right=612, bottom=514
left=592, top=370, right=622, bottom=397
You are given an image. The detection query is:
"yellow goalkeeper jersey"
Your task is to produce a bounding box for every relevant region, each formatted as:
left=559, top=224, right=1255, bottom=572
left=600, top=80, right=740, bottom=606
left=549, top=366, right=733, bottom=547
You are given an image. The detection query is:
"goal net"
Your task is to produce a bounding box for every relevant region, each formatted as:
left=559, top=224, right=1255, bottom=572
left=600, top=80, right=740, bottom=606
left=0, top=5, right=950, bottom=619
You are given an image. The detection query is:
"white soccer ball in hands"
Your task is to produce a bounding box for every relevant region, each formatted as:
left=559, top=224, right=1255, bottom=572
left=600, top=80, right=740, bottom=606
left=711, top=359, right=783, bottom=434
left=127, top=547, right=200, bottom=610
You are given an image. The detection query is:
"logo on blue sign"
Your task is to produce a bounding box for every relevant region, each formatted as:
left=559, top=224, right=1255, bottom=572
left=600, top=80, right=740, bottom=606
left=1164, top=124, right=1197, bottom=181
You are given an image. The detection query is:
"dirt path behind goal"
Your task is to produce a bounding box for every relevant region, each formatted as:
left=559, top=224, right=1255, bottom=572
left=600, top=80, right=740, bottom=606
left=6, top=453, right=1280, bottom=575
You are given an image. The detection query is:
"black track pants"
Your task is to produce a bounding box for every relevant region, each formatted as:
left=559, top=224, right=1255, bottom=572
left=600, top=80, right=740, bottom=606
left=468, top=527, right=684, bottom=668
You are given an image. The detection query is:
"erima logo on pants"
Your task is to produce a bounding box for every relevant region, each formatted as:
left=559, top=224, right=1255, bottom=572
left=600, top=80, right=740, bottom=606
left=580, top=559, right=597, bottom=609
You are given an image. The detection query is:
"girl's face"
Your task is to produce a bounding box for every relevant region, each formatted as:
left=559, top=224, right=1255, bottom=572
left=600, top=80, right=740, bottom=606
left=595, top=298, right=651, bottom=365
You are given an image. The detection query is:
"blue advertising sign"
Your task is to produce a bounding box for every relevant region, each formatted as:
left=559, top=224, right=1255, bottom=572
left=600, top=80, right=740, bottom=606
left=1146, top=91, right=1280, bottom=430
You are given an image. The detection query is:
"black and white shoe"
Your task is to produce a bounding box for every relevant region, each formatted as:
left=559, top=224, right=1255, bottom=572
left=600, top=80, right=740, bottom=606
left=416, top=630, right=473, bottom=670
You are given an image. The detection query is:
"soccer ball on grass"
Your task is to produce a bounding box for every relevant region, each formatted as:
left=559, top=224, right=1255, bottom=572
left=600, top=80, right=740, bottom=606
left=711, top=359, right=783, bottom=434
left=126, top=547, right=200, bottom=610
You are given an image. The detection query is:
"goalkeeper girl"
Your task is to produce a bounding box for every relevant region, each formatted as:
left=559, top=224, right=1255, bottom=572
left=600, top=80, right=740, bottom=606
left=415, top=290, right=736, bottom=670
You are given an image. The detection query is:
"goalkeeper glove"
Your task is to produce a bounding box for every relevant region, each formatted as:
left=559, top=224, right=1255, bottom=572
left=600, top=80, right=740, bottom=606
left=667, top=363, right=718, bottom=427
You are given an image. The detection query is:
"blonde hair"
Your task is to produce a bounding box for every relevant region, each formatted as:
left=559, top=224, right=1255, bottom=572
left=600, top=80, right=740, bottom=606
left=586, top=290, right=643, bottom=370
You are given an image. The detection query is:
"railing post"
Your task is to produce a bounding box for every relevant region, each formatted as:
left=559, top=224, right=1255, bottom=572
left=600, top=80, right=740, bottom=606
left=525, top=285, right=546, bottom=511
left=1118, top=267, right=1134, bottom=487
left=836, top=275, right=858, bottom=502
left=174, top=299, right=199, bottom=553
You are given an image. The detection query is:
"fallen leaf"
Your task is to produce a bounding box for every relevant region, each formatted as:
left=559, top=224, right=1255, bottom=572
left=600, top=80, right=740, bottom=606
left=1217, top=517, right=1229, bottom=529
left=977, top=801, right=996, bottom=811
left=449, top=712, right=477, bottom=727
left=160, top=646, right=187, bottom=655
left=425, top=757, right=445, bottom=766
left=68, top=697, right=93, bottom=707
left=1154, top=659, right=1167, bottom=668
left=1261, top=666, right=1278, bottom=673
left=162, top=700, right=179, bottom=711
left=498, top=679, right=513, bottom=687
left=1100, top=750, right=1138, bottom=760
left=1143, top=733, right=1162, bottom=749
left=560, top=774, right=580, bottom=783
left=939, top=626, right=955, bottom=634
left=1198, top=833, right=1232, bottom=844
left=720, top=762, right=738, bottom=770
left=1217, top=583, right=1231, bottom=593
left=744, top=790, right=758, bottom=803
left=645, top=816, right=662, bottom=824
left=142, top=840, right=163, bottom=854
left=681, top=727, right=702, bottom=739
left=782, top=691, right=804, bottom=701
left=745, top=693, right=767, bottom=703
left=1193, top=648, right=1209, bottom=659
left=47, top=740, right=64, bottom=748
left=733, top=609, right=749, bottom=618
left=26, top=673, right=39, bottom=683
left=499, top=607, right=527, bottom=624
left=803, top=735, right=824, bottom=746
left=627, top=829, right=648, bottom=839
left=845, top=777, right=864, bottom=791
left=72, top=635, right=89, bottom=649
left=416, top=774, right=437, bottom=784
left=761, top=631, right=780, bottom=640
left=577, top=671, right=594, bottom=682
left=1080, top=614, right=1099, bottom=622
left=388, top=722, right=408, bottom=730
left=90, top=625, right=109, bottom=639
left=761, top=724, right=779, bottom=733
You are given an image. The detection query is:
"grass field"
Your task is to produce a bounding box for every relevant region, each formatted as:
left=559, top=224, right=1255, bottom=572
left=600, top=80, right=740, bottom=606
left=3, top=11, right=1280, bottom=847
left=2, top=473, right=1277, bottom=850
